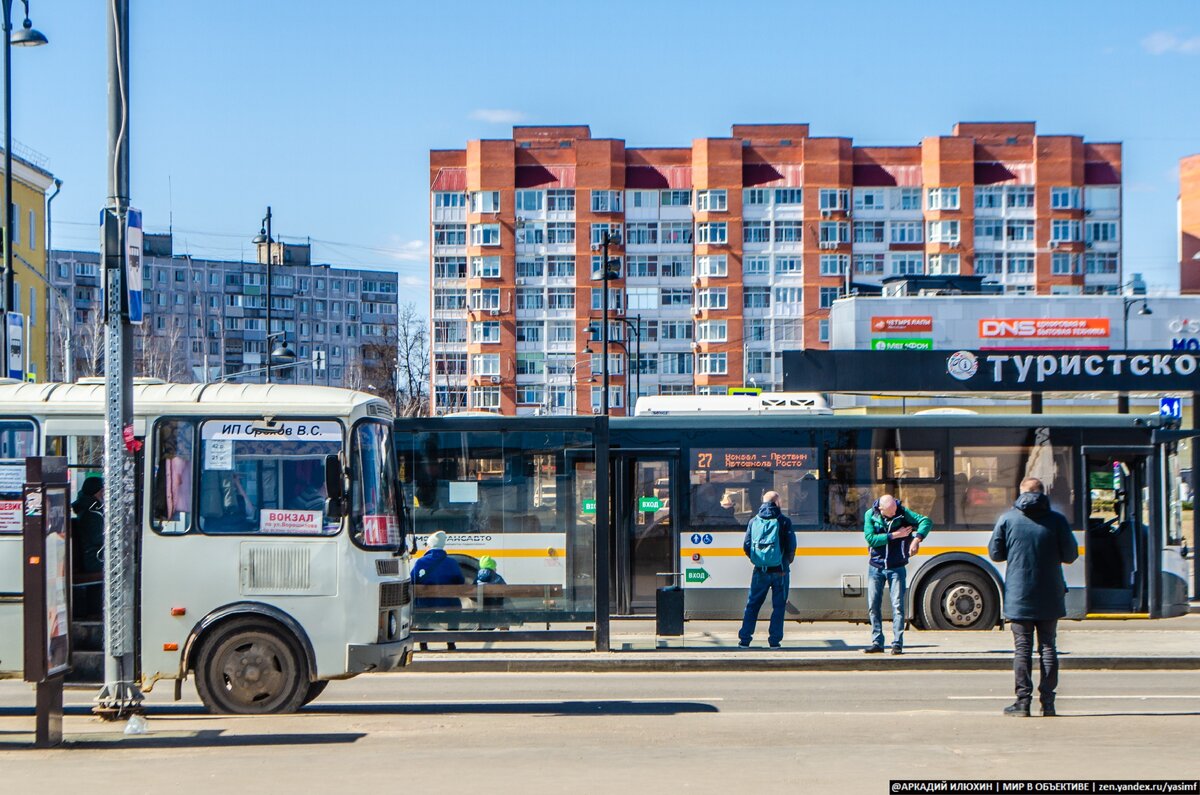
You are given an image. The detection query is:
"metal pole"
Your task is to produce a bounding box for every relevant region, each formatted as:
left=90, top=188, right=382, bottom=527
left=264, top=206, right=272, bottom=383
left=2, top=0, right=13, bottom=366
left=96, top=0, right=142, bottom=718
left=1193, top=391, right=1199, bottom=600
left=47, top=179, right=65, bottom=380
left=633, top=314, right=641, bottom=411
left=601, top=233, right=610, bottom=416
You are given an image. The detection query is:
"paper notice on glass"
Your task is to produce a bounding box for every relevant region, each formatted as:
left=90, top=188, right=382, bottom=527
left=260, top=509, right=323, bottom=534
left=205, top=439, right=233, bottom=471
left=0, top=500, right=20, bottom=533
left=448, top=481, right=479, bottom=504
left=0, top=465, right=23, bottom=494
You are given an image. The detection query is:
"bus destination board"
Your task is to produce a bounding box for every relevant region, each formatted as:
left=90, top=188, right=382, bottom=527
left=691, top=448, right=816, bottom=471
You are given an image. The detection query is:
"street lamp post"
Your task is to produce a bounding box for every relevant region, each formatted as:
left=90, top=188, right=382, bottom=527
left=1119, top=295, right=1152, bottom=414
left=1, top=0, right=47, bottom=376
left=252, top=207, right=274, bottom=382
left=591, top=229, right=621, bottom=415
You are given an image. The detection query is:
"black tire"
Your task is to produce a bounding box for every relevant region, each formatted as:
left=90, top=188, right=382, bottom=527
left=918, top=564, right=1000, bottom=630
left=302, top=679, right=329, bottom=707
left=194, top=618, right=310, bottom=715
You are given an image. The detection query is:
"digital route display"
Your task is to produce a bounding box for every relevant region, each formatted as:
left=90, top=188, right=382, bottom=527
left=691, top=448, right=816, bottom=471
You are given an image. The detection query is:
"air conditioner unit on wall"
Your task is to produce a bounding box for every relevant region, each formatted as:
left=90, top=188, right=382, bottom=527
left=489, top=308, right=500, bottom=316
left=490, top=375, right=501, bottom=384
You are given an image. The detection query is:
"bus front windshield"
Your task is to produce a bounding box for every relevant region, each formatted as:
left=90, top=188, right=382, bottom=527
left=351, top=421, right=403, bottom=552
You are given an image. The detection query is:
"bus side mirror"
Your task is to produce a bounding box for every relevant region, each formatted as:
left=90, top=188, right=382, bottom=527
left=325, top=454, right=346, bottom=519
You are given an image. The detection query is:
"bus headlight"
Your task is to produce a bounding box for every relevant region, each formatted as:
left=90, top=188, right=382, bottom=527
left=388, top=612, right=398, bottom=640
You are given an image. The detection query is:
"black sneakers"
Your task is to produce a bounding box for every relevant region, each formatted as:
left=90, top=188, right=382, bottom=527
left=1003, top=700, right=1032, bottom=717
left=890, top=645, right=903, bottom=655
left=1041, top=701, right=1057, bottom=717
left=862, top=645, right=885, bottom=654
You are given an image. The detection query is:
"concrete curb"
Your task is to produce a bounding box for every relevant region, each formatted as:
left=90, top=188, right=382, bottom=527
left=410, top=655, right=1200, bottom=674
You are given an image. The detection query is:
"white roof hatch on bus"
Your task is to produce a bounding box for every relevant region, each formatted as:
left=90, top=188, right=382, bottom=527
left=634, top=392, right=831, bottom=416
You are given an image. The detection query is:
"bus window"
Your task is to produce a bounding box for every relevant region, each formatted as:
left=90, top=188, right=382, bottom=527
left=827, top=447, right=944, bottom=528
left=0, top=420, right=36, bottom=533
left=197, top=419, right=342, bottom=535
left=952, top=443, right=1074, bottom=527
left=152, top=420, right=195, bottom=534
left=350, top=421, right=402, bottom=550
left=688, top=447, right=819, bottom=528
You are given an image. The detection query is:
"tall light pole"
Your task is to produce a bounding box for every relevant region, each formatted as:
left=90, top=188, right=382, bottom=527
left=46, top=177, right=62, bottom=379
left=591, top=229, right=621, bottom=415
left=1, top=0, right=47, bottom=377
left=252, top=207, right=274, bottom=382
left=1118, top=294, right=1152, bottom=414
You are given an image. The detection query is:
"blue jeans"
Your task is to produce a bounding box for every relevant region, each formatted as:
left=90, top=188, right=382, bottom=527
left=867, top=565, right=907, bottom=649
left=739, top=569, right=789, bottom=646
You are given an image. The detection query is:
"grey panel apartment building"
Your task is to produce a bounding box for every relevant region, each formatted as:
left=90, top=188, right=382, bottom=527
left=50, top=233, right=399, bottom=383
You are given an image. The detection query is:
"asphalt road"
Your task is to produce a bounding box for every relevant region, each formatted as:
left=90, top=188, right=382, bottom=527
left=0, top=669, right=1197, bottom=794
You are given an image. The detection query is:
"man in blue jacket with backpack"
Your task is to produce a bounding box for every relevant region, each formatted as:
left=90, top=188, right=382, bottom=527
left=737, top=491, right=797, bottom=649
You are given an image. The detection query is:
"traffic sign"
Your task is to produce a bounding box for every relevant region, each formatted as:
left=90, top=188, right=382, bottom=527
left=125, top=208, right=143, bottom=325
left=6, top=312, right=23, bottom=380
left=1159, top=396, right=1183, bottom=421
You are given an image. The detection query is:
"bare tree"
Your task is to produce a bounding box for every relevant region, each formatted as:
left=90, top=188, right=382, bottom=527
left=75, top=307, right=107, bottom=378
left=394, top=303, right=429, bottom=417
left=138, top=319, right=191, bottom=382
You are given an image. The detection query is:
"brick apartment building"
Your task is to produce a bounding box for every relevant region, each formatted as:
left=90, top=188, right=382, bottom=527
left=429, top=122, right=1123, bottom=415
left=1182, top=154, right=1200, bottom=294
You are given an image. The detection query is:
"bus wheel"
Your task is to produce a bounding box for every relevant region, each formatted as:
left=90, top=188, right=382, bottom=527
left=195, top=618, right=310, bottom=715
left=302, top=680, right=329, bottom=707
left=918, top=565, right=999, bottom=631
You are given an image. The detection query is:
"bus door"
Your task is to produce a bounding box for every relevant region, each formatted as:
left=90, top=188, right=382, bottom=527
left=1158, top=441, right=1190, bottom=617
left=1081, top=446, right=1155, bottom=616
left=612, top=451, right=679, bottom=615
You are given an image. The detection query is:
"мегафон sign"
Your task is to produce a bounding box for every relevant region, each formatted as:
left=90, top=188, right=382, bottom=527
left=782, top=350, right=1200, bottom=393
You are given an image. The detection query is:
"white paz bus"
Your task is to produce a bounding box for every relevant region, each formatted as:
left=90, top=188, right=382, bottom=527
left=0, top=379, right=413, bottom=713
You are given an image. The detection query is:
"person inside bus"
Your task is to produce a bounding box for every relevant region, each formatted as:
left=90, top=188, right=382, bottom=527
left=72, top=477, right=105, bottom=618
left=287, top=459, right=326, bottom=512
left=201, top=470, right=256, bottom=533
left=413, top=530, right=465, bottom=651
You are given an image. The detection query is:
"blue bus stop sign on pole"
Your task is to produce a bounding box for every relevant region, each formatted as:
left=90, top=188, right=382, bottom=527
left=1159, top=396, right=1182, bottom=420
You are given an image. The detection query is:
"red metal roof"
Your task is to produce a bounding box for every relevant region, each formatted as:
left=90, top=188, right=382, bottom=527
left=742, top=163, right=803, bottom=187
left=852, top=163, right=921, bottom=187
left=1084, top=161, right=1120, bottom=185
left=430, top=168, right=466, bottom=192
left=515, top=165, right=576, bottom=188
left=626, top=165, right=692, bottom=189
left=975, top=161, right=1034, bottom=185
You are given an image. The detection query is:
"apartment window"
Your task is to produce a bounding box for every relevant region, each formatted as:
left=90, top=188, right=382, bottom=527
left=516, top=222, right=545, bottom=245
left=1084, top=187, right=1119, bottom=211
left=1050, top=187, right=1080, bottom=209
left=660, top=320, right=694, bottom=340
left=745, top=318, right=769, bottom=341
left=896, top=188, right=921, bottom=210
left=890, top=221, right=923, bottom=244
left=774, top=188, right=803, bottom=205
left=819, top=319, right=830, bottom=343
left=660, top=255, right=692, bottom=277
left=660, top=288, right=692, bottom=307
left=516, top=288, right=545, bottom=311
left=774, top=221, right=802, bottom=243
left=743, top=221, right=771, bottom=244
left=630, top=190, right=658, bottom=209
left=547, top=255, right=574, bottom=277
left=926, top=187, right=960, bottom=210
left=517, top=386, right=545, bottom=405
left=819, top=287, right=840, bottom=309
left=1006, top=220, right=1035, bottom=242
left=890, top=253, right=924, bottom=275
left=591, top=190, right=623, bottom=213
left=28, top=209, right=35, bottom=250
left=696, top=223, right=728, bottom=245
left=927, top=220, right=960, bottom=244
left=974, top=253, right=1002, bottom=275
left=471, top=354, right=501, bottom=376
left=515, top=190, right=544, bottom=212
left=853, top=189, right=885, bottom=211
left=975, top=187, right=1003, bottom=209
left=819, top=222, right=850, bottom=244
left=591, top=223, right=622, bottom=246
left=516, top=353, right=545, bottom=376
left=626, top=287, right=659, bottom=311
left=744, top=255, right=770, bottom=274
left=1006, top=253, right=1035, bottom=275
left=434, top=257, right=467, bottom=278
left=626, top=222, right=658, bottom=245
left=774, top=256, right=801, bottom=275
left=627, top=255, right=657, bottom=277
left=434, top=320, right=468, bottom=343
left=820, top=254, right=849, bottom=276
left=471, top=321, right=501, bottom=343
left=819, top=188, right=849, bottom=211
left=974, top=219, right=1003, bottom=242
left=516, top=257, right=544, bottom=278
left=547, top=288, right=575, bottom=310
left=1085, top=252, right=1119, bottom=274
left=1006, top=186, right=1035, bottom=209
left=696, top=190, right=727, bottom=212
left=744, top=287, right=771, bottom=309
left=744, top=350, right=772, bottom=376
left=697, top=353, right=727, bottom=375
left=854, top=253, right=885, bottom=275
left=516, top=321, right=543, bottom=343
left=1051, top=219, right=1081, bottom=242
left=660, top=190, right=692, bottom=207
left=659, top=221, right=692, bottom=245
left=1052, top=252, right=1080, bottom=275
left=547, top=190, right=575, bottom=211
left=697, top=255, right=727, bottom=277
left=1086, top=221, right=1119, bottom=243
left=548, top=321, right=574, bottom=342
left=743, top=188, right=769, bottom=206
left=470, top=255, right=501, bottom=278
left=470, top=191, right=501, bottom=213
left=590, top=288, right=624, bottom=312
left=928, top=254, right=960, bottom=275
left=470, top=387, right=501, bottom=411
left=590, top=353, right=623, bottom=376
left=634, top=353, right=658, bottom=375
left=469, top=288, right=501, bottom=311
left=590, top=387, right=624, bottom=408
left=470, top=224, right=501, bottom=246
left=853, top=221, right=885, bottom=243
left=774, top=286, right=802, bottom=305
left=434, top=192, right=467, bottom=208
left=697, top=288, right=727, bottom=310
left=546, top=222, right=575, bottom=245
left=591, top=255, right=622, bottom=278
left=696, top=320, right=727, bottom=342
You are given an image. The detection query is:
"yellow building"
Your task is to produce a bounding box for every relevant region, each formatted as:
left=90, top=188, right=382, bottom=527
left=5, top=152, right=56, bottom=382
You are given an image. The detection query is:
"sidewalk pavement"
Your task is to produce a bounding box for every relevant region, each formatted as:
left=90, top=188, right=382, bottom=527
left=410, top=613, right=1200, bottom=673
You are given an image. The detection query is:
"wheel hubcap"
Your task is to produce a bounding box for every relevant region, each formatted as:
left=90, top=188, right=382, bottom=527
left=943, top=583, right=984, bottom=627
left=219, top=637, right=288, bottom=707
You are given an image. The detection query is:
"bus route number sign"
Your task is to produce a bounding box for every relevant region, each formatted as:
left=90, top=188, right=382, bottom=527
left=691, top=448, right=816, bottom=471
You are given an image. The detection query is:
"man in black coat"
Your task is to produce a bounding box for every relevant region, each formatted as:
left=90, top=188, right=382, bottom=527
left=989, top=477, right=1079, bottom=717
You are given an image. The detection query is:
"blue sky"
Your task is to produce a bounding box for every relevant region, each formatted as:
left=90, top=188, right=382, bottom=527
left=14, top=0, right=1200, bottom=294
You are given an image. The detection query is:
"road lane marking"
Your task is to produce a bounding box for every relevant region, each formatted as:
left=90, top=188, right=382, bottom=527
left=948, top=695, right=1200, bottom=700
